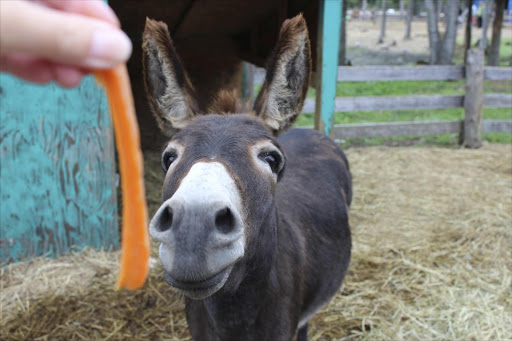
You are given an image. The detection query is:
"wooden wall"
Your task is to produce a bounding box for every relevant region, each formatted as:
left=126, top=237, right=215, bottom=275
left=0, top=75, right=118, bottom=264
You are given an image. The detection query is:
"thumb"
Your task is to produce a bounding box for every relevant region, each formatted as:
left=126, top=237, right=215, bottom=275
left=0, top=1, right=132, bottom=69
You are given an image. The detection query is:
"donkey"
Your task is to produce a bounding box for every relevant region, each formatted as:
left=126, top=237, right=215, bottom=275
left=143, top=14, right=352, bottom=341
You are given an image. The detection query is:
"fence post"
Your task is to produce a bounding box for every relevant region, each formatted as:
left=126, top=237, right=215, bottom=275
left=462, top=49, right=484, bottom=148
left=314, top=0, right=342, bottom=137
left=242, top=62, right=254, bottom=106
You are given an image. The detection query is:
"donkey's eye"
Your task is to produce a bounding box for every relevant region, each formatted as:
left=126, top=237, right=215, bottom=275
left=259, top=151, right=281, bottom=174
left=162, top=151, right=178, bottom=172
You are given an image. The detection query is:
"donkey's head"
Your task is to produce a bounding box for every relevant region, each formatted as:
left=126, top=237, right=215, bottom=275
left=144, top=15, right=310, bottom=299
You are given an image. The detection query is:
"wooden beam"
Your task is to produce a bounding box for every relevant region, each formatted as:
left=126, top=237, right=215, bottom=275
left=482, top=119, right=512, bottom=133
left=335, top=95, right=464, bottom=112
left=483, top=93, right=512, bottom=108
left=300, top=93, right=510, bottom=114
left=484, top=67, right=512, bottom=80
left=296, top=119, right=511, bottom=139
left=314, top=0, right=342, bottom=137
left=331, top=120, right=463, bottom=139
left=302, top=95, right=465, bottom=113
left=337, top=66, right=465, bottom=82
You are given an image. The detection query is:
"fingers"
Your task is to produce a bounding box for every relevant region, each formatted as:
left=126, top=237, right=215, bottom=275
left=0, top=1, right=131, bottom=69
left=0, top=54, right=87, bottom=87
left=38, top=0, right=120, bottom=27
left=0, top=54, right=54, bottom=84
left=53, top=65, right=86, bottom=88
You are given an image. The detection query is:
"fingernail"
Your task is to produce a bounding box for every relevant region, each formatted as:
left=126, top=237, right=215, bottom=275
left=86, top=29, right=132, bottom=68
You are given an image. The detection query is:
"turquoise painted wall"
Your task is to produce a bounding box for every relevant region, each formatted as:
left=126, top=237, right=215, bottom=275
left=0, top=75, right=119, bottom=264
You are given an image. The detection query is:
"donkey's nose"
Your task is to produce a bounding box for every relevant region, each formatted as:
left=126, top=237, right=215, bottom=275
left=149, top=198, right=243, bottom=244
left=214, top=207, right=236, bottom=234
left=152, top=205, right=173, bottom=233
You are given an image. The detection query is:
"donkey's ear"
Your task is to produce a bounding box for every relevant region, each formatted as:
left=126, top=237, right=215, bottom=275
left=142, top=18, right=199, bottom=136
left=253, top=14, right=311, bottom=135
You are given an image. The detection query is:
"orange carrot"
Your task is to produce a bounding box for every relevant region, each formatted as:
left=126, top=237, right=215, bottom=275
left=94, top=65, right=150, bottom=290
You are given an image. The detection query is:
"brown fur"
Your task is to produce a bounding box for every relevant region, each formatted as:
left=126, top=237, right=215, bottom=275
left=142, top=18, right=200, bottom=136
left=209, top=90, right=247, bottom=114
left=253, top=14, right=311, bottom=134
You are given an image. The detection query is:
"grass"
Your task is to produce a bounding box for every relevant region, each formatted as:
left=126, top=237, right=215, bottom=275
left=254, top=56, right=511, bottom=147
left=300, top=78, right=510, bottom=146
left=454, top=37, right=512, bottom=66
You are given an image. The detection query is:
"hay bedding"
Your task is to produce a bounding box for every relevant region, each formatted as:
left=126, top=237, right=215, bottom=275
left=2, top=144, right=511, bottom=340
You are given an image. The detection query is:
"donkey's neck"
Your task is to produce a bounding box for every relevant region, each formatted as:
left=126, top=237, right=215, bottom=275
left=201, top=209, right=280, bottom=336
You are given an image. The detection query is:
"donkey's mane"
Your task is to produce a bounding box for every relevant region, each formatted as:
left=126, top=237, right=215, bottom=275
left=209, top=90, right=248, bottom=114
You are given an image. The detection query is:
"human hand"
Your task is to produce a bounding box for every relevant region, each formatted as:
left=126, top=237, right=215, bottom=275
left=0, top=0, right=132, bottom=87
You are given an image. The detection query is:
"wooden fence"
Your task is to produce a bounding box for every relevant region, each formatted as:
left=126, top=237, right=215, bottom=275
left=252, top=48, right=512, bottom=147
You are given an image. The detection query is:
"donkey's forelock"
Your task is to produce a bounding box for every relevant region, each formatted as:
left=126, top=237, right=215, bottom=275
left=208, top=90, right=248, bottom=114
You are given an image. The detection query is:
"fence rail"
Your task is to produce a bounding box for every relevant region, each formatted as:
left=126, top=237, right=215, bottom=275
left=326, top=119, right=512, bottom=140
left=252, top=49, right=511, bottom=147
left=336, top=65, right=465, bottom=82
left=301, top=93, right=511, bottom=113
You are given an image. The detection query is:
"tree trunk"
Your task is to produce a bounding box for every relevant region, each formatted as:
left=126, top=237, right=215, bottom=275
left=400, top=0, right=405, bottom=18
left=425, top=0, right=440, bottom=63
left=339, top=0, right=347, bottom=65
left=378, top=0, right=387, bottom=43
left=437, top=0, right=444, bottom=27
left=362, top=0, right=368, bottom=19
left=479, top=0, right=495, bottom=50
left=439, top=0, right=460, bottom=64
left=464, top=0, right=473, bottom=62
left=404, top=0, right=414, bottom=39
left=488, top=0, right=505, bottom=66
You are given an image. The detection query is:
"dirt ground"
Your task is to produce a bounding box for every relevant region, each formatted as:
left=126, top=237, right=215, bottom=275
left=2, top=143, right=511, bottom=340
left=345, top=18, right=512, bottom=65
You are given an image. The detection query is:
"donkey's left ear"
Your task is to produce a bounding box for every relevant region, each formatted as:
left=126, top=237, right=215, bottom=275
left=253, top=14, right=311, bottom=135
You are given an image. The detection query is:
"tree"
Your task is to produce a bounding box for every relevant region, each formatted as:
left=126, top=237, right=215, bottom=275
left=488, top=0, right=506, bottom=66
left=404, top=0, right=414, bottom=40
left=425, top=0, right=461, bottom=64
left=464, top=0, right=473, bottom=62
left=479, top=0, right=495, bottom=51
left=378, top=0, right=387, bottom=43
left=362, top=0, right=368, bottom=19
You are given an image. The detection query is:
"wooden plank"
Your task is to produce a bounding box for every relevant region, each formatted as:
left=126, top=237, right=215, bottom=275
left=314, top=0, right=342, bottom=137
left=330, top=120, right=463, bottom=139
left=463, top=49, right=484, bottom=148
left=242, top=62, right=255, bottom=105
left=335, top=95, right=463, bottom=112
left=304, top=95, right=464, bottom=113
left=0, top=75, right=118, bottom=264
left=483, top=93, right=512, bottom=108
left=301, top=93, right=509, bottom=114
left=484, top=67, right=512, bottom=80
left=298, top=119, right=511, bottom=139
left=482, top=119, right=512, bottom=133
left=337, top=65, right=465, bottom=82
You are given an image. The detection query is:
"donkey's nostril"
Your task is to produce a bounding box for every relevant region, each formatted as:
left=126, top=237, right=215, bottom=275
left=156, top=206, right=173, bottom=232
left=215, top=207, right=235, bottom=234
